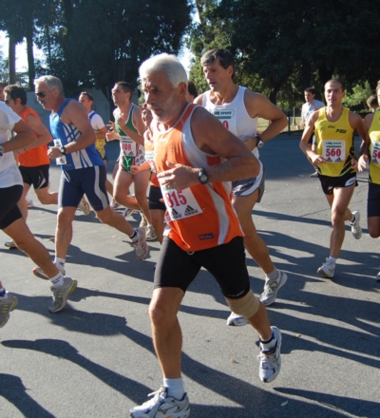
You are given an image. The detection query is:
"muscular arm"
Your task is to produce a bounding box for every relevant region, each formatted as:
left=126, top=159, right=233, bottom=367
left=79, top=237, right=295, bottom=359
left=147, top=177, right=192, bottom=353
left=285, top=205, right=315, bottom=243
left=244, top=91, right=287, bottom=150
left=23, top=114, right=52, bottom=149
left=299, top=111, right=323, bottom=165
left=355, top=112, right=370, bottom=171
left=157, top=107, right=259, bottom=190
left=3, top=120, right=36, bottom=153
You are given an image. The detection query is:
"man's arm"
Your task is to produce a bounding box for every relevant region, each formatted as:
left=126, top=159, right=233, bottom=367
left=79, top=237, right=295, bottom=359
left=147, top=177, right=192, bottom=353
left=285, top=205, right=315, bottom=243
left=243, top=91, right=287, bottom=150
left=22, top=114, right=52, bottom=150
left=157, top=106, right=259, bottom=190
left=299, top=111, right=323, bottom=165
left=3, top=120, right=36, bottom=153
left=351, top=112, right=369, bottom=171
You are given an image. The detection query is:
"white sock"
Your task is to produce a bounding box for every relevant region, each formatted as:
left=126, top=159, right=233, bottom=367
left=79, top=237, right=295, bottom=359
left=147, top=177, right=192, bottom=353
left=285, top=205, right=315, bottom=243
left=163, top=377, right=185, bottom=400
left=53, top=257, right=66, bottom=271
left=266, top=269, right=279, bottom=281
left=328, top=256, right=336, bottom=264
left=50, top=272, right=65, bottom=287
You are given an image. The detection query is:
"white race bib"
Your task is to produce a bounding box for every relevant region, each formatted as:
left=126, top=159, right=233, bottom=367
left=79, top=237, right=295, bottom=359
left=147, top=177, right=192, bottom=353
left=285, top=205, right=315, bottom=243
left=120, top=135, right=137, bottom=157
left=322, top=140, right=346, bottom=163
left=210, top=107, right=237, bottom=133
left=371, top=140, right=380, bottom=165
left=160, top=183, right=203, bottom=221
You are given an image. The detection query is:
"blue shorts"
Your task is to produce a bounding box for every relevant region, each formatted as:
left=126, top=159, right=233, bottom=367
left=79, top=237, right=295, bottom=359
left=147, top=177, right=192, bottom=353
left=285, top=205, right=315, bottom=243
left=59, top=165, right=109, bottom=211
left=232, top=160, right=265, bottom=200
left=368, top=182, right=380, bottom=218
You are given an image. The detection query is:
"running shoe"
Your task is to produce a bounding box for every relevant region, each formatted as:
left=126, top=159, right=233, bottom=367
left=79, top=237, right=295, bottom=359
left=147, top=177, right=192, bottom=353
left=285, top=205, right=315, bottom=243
left=132, top=227, right=149, bottom=260
left=377, top=271, right=380, bottom=282
left=49, top=277, right=77, bottom=313
left=145, top=225, right=157, bottom=241
left=110, top=200, right=120, bottom=211
left=124, top=208, right=136, bottom=217
left=260, top=271, right=288, bottom=306
left=33, top=263, right=66, bottom=280
left=310, top=170, right=319, bottom=178
left=0, top=293, right=18, bottom=328
left=317, top=258, right=335, bottom=278
left=77, top=197, right=91, bottom=215
left=139, top=213, right=148, bottom=228
left=350, top=211, right=362, bottom=240
left=130, top=387, right=190, bottom=418
left=258, top=326, right=282, bottom=383
left=26, top=196, right=34, bottom=208
left=4, top=239, right=17, bottom=249
left=226, top=311, right=249, bottom=326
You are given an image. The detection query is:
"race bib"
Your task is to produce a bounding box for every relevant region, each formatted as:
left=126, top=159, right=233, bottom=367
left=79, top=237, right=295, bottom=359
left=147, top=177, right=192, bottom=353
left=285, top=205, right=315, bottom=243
left=160, top=183, right=203, bottom=221
left=210, top=107, right=237, bottom=133
left=120, top=135, right=137, bottom=157
left=371, top=140, right=380, bottom=165
left=322, top=140, right=346, bottom=163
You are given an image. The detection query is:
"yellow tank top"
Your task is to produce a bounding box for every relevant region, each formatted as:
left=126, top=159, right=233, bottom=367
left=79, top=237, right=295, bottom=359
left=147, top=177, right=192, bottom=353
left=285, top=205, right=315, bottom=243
left=314, top=107, right=355, bottom=177
left=368, top=108, right=380, bottom=184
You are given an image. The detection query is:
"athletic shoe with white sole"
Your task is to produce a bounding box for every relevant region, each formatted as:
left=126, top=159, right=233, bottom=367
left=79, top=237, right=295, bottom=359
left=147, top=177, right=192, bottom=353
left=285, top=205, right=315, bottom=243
left=4, top=239, right=17, bottom=249
left=258, top=326, right=282, bottom=383
left=130, top=387, right=190, bottom=418
left=317, top=258, right=335, bottom=278
left=260, top=271, right=288, bottom=306
left=132, top=227, right=149, bottom=260
left=226, top=311, right=249, bottom=326
left=49, top=277, right=77, bottom=313
left=77, top=197, right=91, bottom=215
left=139, top=214, right=148, bottom=228
left=350, top=211, right=362, bottom=240
left=33, top=263, right=66, bottom=280
left=26, top=197, right=34, bottom=208
left=376, top=271, right=380, bottom=282
left=0, top=293, right=18, bottom=328
left=145, top=225, right=157, bottom=241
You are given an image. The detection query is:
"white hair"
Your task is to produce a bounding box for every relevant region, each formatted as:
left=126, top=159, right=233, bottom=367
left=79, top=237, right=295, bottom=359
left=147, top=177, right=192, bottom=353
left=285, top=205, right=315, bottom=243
left=139, top=53, right=188, bottom=87
left=34, top=75, right=64, bottom=95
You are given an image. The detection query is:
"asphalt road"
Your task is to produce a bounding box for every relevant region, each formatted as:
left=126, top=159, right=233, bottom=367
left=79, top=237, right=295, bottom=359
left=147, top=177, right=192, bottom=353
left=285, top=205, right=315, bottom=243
left=0, top=134, right=379, bottom=418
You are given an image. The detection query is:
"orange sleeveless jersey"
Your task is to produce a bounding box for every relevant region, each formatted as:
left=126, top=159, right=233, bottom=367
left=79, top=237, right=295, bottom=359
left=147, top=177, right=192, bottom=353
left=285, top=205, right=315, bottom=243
left=18, top=107, right=50, bottom=167
left=153, top=103, right=243, bottom=252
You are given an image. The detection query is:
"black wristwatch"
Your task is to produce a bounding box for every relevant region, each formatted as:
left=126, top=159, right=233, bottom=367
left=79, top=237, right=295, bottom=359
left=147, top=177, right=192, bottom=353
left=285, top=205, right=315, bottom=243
left=59, top=146, right=66, bottom=155
left=198, top=168, right=209, bottom=184
left=0, top=144, right=4, bottom=156
left=256, top=135, right=264, bottom=148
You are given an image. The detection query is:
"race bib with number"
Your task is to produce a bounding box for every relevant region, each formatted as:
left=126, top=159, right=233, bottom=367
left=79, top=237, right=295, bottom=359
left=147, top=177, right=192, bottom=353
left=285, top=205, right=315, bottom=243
left=210, top=108, right=237, bottom=133
left=120, top=135, right=138, bottom=157
left=160, top=183, right=203, bottom=221
left=371, top=140, right=380, bottom=165
left=322, top=140, right=346, bottom=163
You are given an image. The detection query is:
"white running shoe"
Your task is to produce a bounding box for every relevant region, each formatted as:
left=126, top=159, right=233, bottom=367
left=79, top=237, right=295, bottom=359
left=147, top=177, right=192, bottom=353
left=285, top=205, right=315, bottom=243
left=226, top=311, right=249, bottom=326
left=258, top=326, right=282, bottom=383
left=260, top=271, right=288, bottom=306
left=49, top=277, right=77, bottom=313
left=139, top=214, right=148, bottom=228
left=376, top=271, right=380, bottom=282
left=123, top=208, right=136, bottom=217
left=145, top=225, right=157, bottom=241
left=33, top=263, right=66, bottom=280
left=350, top=211, right=362, bottom=240
left=77, top=197, right=91, bottom=215
left=110, top=200, right=120, bottom=211
left=130, top=387, right=190, bottom=418
left=0, top=293, right=18, bottom=328
left=317, top=258, right=335, bottom=278
left=4, top=239, right=17, bottom=249
left=26, top=197, right=34, bottom=208
left=131, top=227, right=149, bottom=260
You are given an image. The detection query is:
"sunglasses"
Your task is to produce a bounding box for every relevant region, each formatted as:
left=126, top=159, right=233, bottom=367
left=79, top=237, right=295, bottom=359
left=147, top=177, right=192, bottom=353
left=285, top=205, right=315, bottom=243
left=35, top=88, right=55, bottom=98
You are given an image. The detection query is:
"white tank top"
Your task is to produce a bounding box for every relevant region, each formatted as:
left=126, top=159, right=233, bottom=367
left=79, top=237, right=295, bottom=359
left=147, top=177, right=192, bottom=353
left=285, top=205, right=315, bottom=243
left=202, top=86, right=260, bottom=159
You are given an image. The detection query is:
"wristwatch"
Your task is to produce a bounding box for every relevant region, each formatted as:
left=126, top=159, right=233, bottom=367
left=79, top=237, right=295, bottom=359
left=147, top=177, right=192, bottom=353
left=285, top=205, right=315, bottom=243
left=198, top=168, right=209, bottom=184
left=0, top=144, right=4, bottom=156
left=256, top=135, right=264, bottom=148
left=59, top=145, right=66, bottom=155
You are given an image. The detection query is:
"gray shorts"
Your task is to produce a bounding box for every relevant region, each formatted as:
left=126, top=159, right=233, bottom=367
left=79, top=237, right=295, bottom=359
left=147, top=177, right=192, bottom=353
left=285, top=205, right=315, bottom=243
left=232, top=160, right=265, bottom=201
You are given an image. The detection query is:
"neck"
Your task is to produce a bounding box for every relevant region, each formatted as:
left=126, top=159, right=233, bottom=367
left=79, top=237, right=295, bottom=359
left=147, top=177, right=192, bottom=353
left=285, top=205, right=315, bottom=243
left=52, top=96, right=66, bottom=113
left=118, top=101, right=131, bottom=113
left=161, top=102, right=188, bottom=130
left=211, top=82, right=239, bottom=104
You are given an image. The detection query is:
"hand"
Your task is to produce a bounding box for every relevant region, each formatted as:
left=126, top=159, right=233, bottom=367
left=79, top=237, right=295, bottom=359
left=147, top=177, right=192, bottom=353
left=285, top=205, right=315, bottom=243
left=48, top=146, right=63, bottom=159
left=356, top=155, right=368, bottom=172
left=157, top=161, right=198, bottom=190
left=310, top=153, right=327, bottom=166
left=117, top=113, right=127, bottom=127
left=243, top=136, right=257, bottom=151
left=106, top=131, right=119, bottom=142
left=130, top=165, right=140, bottom=175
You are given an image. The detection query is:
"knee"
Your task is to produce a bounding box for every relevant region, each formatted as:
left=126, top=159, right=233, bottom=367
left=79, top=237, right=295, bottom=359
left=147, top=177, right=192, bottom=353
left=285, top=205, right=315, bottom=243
left=149, top=298, right=175, bottom=328
left=96, top=210, right=114, bottom=226
left=226, top=290, right=260, bottom=319
left=135, top=192, right=147, bottom=206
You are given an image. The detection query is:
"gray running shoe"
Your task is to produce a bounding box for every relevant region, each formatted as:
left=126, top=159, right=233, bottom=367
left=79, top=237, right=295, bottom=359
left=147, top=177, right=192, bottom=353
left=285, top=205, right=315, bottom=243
left=258, top=326, right=282, bottom=383
left=0, top=293, right=18, bottom=328
left=139, top=214, right=148, bottom=228
left=260, top=271, right=288, bottom=306
left=350, top=211, right=362, bottom=240
left=130, top=387, right=190, bottom=418
left=4, top=239, right=17, bottom=249
left=317, top=258, right=335, bottom=278
left=145, top=225, right=157, bottom=241
left=77, top=197, right=91, bottom=215
left=226, top=311, right=249, bottom=326
left=131, top=227, right=149, bottom=260
left=49, top=277, right=77, bottom=313
left=33, top=263, right=66, bottom=280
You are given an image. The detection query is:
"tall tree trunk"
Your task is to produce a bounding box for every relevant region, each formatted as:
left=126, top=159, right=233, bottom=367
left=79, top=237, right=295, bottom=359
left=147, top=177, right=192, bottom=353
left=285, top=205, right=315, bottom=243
left=26, top=25, right=35, bottom=91
left=8, top=35, right=17, bottom=84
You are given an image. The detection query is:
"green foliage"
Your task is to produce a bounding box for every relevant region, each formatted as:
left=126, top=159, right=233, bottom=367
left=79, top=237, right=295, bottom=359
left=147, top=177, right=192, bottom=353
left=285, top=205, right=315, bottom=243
left=342, top=82, right=373, bottom=110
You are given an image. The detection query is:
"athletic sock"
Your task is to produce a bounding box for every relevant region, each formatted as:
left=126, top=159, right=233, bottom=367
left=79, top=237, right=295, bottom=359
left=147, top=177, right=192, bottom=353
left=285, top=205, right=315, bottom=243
left=53, top=257, right=66, bottom=272
left=259, top=330, right=277, bottom=353
left=0, top=287, right=7, bottom=298
left=266, top=269, right=279, bottom=281
left=50, top=272, right=65, bottom=287
left=163, top=377, right=185, bottom=400
left=129, top=229, right=137, bottom=240
left=328, top=256, right=336, bottom=264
